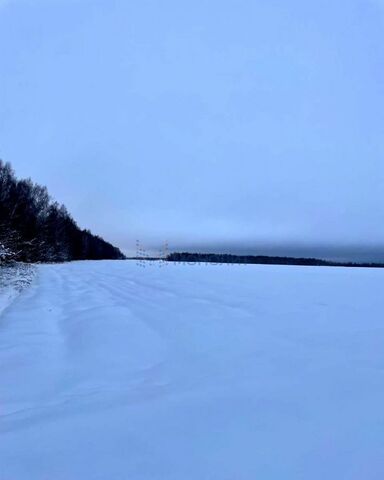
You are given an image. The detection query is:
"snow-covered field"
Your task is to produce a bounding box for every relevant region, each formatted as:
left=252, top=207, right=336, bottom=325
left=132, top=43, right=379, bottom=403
left=1, top=260, right=384, bottom=479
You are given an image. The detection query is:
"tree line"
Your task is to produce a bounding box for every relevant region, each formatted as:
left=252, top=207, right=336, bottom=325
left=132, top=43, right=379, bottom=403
left=0, top=160, right=125, bottom=263
left=167, top=252, right=384, bottom=268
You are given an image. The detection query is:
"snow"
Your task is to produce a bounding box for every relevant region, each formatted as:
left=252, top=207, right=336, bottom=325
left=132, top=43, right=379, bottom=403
left=1, top=260, right=384, bottom=479
left=0, top=263, right=35, bottom=316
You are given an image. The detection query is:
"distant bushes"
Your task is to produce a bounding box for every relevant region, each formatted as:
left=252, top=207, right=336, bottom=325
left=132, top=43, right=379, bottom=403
left=0, top=160, right=125, bottom=263
left=167, top=252, right=383, bottom=268
left=167, top=252, right=332, bottom=266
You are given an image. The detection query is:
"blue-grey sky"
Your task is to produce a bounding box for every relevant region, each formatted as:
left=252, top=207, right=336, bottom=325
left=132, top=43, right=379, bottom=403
left=0, top=0, right=383, bottom=260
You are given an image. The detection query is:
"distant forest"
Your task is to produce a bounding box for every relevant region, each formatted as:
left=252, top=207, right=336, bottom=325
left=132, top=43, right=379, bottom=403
left=167, top=252, right=384, bottom=268
left=0, top=160, right=125, bottom=263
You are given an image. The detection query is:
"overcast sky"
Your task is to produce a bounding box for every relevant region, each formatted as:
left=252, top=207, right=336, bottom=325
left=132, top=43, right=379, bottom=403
left=1, top=0, right=383, bottom=260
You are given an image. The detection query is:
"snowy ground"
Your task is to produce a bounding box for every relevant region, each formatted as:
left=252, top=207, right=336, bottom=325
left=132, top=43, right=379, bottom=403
left=0, top=263, right=35, bottom=316
left=1, top=260, right=384, bottom=479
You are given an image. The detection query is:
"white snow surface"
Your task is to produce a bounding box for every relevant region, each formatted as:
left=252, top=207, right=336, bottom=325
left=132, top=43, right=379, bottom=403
left=1, top=260, right=384, bottom=479
left=0, top=264, right=35, bottom=316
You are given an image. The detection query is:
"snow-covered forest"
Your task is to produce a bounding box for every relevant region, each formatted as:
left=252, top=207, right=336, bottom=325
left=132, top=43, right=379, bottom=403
left=0, top=160, right=125, bottom=263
